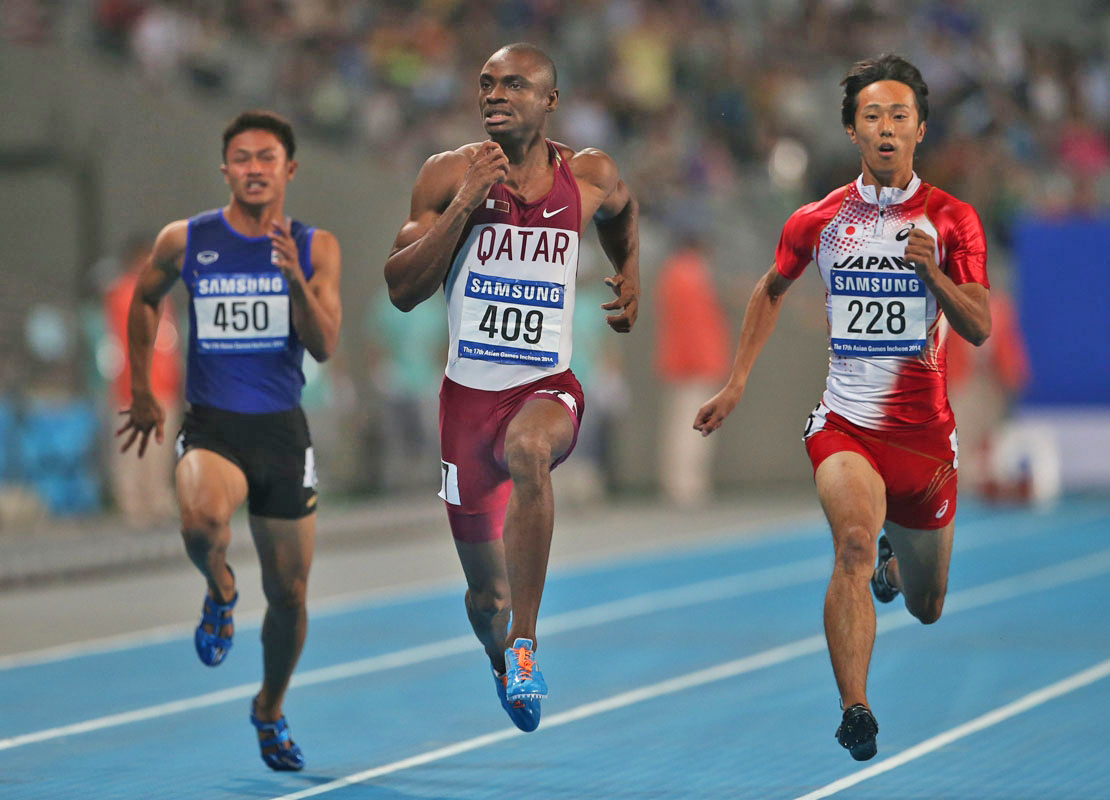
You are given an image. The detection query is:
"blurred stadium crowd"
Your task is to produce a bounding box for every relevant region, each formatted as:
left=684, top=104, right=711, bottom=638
left=0, top=0, right=1107, bottom=519
left=5, top=0, right=1109, bottom=232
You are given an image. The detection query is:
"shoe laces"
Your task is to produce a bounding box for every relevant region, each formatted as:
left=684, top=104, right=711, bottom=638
left=511, top=646, right=535, bottom=679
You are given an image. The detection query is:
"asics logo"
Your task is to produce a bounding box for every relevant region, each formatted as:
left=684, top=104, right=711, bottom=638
left=895, top=223, right=916, bottom=242
left=542, top=205, right=568, bottom=218
left=935, top=499, right=949, bottom=519
left=197, top=250, right=219, bottom=265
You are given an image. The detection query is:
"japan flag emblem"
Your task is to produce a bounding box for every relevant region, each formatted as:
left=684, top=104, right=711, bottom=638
left=837, top=224, right=865, bottom=238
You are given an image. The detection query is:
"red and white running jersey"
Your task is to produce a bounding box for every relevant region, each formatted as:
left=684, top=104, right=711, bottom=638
left=776, top=174, right=988, bottom=430
left=443, top=140, right=582, bottom=391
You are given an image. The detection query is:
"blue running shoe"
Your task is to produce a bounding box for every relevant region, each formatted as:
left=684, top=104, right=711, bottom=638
left=493, top=667, right=540, bottom=732
left=194, top=573, right=237, bottom=666
left=250, top=702, right=305, bottom=771
left=504, top=638, right=546, bottom=731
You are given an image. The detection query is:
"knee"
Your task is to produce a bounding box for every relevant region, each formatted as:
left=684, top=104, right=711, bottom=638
left=833, top=525, right=876, bottom=577
left=179, top=504, right=231, bottom=552
left=504, top=430, right=552, bottom=479
left=263, top=575, right=308, bottom=611
left=906, top=592, right=945, bottom=625
left=466, top=585, right=510, bottom=622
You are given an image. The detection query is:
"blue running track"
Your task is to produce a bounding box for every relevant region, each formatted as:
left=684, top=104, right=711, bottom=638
left=1, top=496, right=1108, bottom=799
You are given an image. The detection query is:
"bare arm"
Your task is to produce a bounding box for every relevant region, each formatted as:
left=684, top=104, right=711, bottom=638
left=904, top=228, right=991, bottom=345
left=384, top=143, right=509, bottom=311
left=270, top=222, right=342, bottom=361
left=694, top=264, right=794, bottom=436
left=573, top=148, right=640, bottom=332
left=118, top=220, right=186, bottom=455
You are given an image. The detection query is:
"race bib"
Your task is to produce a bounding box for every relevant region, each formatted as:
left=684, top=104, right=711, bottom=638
left=829, top=269, right=927, bottom=356
left=457, top=271, right=564, bottom=367
left=193, top=272, right=289, bottom=353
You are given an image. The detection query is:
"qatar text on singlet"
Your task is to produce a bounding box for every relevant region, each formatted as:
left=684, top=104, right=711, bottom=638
left=443, top=141, right=583, bottom=391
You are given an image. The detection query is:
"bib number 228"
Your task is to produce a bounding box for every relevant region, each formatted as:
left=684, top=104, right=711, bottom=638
left=846, top=299, right=906, bottom=335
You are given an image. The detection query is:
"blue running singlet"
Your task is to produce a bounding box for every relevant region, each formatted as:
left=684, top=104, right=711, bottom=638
left=182, top=209, right=315, bottom=413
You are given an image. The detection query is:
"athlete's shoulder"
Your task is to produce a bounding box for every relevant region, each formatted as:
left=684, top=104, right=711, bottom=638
left=793, top=183, right=851, bottom=222
left=416, top=144, right=478, bottom=180
left=781, top=183, right=849, bottom=240
left=560, top=142, right=619, bottom=193
left=921, top=181, right=985, bottom=239
left=921, top=182, right=979, bottom=220
left=154, top=218, right=190, bottom=254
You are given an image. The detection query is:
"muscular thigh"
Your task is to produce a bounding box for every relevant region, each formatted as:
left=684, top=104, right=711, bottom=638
left=439, top=371, right=584, bottom=535
left=176, top=448, right=248, bottom=521
left=814, top=450, right=888, bottom=539
left=250, top=514, right=316, bottom=587
left=177, top=405, right=318, bottom=521
left=806, top=404, right=957, bottom=530
left=882, top=519, right=953, bottom=600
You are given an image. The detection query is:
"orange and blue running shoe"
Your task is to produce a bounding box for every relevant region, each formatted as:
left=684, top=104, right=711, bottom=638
left=503, top=638, right=546, bottom=731
left=492, top=667, right=540, bottom=732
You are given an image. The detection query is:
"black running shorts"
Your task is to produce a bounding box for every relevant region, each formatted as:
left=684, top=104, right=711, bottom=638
left=175, top=404, right=317, bottom=519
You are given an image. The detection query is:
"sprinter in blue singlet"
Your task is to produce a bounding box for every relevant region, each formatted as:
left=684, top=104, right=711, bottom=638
left=116, top=110, right=342, bottom=772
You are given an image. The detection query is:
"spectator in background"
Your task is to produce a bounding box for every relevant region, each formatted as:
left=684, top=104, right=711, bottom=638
left=103, top=234, right=181, bottom=527
left=945, top=270, right=1036, bottom=501
left=654, top=231, right=729, bottom=505
left=365, top=287, right=446, bottom=493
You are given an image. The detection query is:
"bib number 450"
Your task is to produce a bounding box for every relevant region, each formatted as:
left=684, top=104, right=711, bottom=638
left=213, top=299, right=270, bottom=332
left=478, top=304, right=543, bottom=344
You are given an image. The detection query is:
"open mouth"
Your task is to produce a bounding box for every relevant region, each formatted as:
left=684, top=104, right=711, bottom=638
left=878, top=144, right=895, bottom=154
left=485, top=110, right=511, bottom=124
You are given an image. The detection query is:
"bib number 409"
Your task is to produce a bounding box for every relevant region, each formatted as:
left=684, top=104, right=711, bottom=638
left=478, top=304, right=543, bottom=344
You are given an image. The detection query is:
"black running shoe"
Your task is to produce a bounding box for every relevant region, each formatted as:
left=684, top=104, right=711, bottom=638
left=836, top=704, right=879, bottom=761
left=870, top=535, right=900, bottom=604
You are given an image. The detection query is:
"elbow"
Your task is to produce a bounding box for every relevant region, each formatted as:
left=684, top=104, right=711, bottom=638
left=969, top=317, right=992, bottom=347
left=388, top=286, right=418, bottom=312
left=307, top=338, right=335, bottom=363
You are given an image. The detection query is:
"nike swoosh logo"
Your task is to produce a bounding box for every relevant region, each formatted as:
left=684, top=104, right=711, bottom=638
left=542, top=205, right=568, bottom=218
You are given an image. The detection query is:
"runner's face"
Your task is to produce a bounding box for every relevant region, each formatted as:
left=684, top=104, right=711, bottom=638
left=478, top=52, right=556, bottom=140
left=846, top=80, right=925, bottom=180
left=220, top=130, right=296, bottom=208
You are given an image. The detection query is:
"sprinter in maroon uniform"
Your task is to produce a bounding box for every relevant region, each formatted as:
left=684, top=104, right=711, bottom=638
left=384, top=43, right=640, bottom=732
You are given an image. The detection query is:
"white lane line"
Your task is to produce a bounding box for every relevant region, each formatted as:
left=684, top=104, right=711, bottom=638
left=3, top=503, right=1090, bottom=671
left=0, top=556, right=829, bottom=752
left=0, top=505, right=1076, bottom=670
left=268, top=635, right=832, bottom=800
left=266, top=578, right=1110, bottom=800
left=0, top=521, right=821, bottom=670
left=793, top=658, right=1110, bottom=800
left=4, top=546, right=1108, bottom=758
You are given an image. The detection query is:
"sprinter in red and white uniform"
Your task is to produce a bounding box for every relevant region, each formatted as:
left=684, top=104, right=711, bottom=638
left=384, top=43, right=639, bottom=733
left=695, top=54, right=991, bottom=761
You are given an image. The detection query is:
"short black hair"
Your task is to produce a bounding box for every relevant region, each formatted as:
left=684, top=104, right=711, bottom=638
left=494, top=42, right=558, bottom=91
left=841, top=54, right=929, bottom=128
left=222, top=110, right=296, bottom=161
